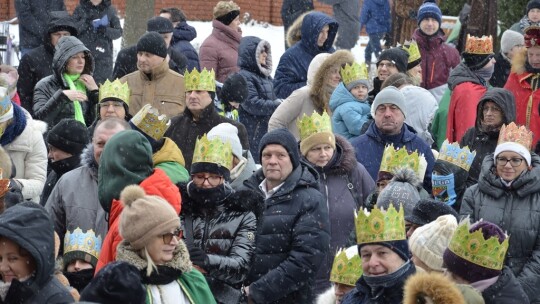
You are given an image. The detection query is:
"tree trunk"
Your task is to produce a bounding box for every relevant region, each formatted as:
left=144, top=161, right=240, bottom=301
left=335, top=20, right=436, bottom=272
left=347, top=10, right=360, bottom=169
left=122, top=0, right=154, bottom=47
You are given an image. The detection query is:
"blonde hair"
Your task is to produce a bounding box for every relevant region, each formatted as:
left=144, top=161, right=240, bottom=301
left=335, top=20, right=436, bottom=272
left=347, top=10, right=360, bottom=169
left=142, top=247, right=158, bottom=277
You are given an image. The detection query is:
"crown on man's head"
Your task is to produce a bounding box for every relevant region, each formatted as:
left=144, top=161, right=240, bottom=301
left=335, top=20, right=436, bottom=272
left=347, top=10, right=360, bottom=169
left=330, top=247, right=363, bottom=286
left=438, top=140, right=476, bottom=171
left=130, top=104, right=170, bottom=141
left=185, top=68, right=216, bottom=92
left=355, top=204, right=406, bottom=244
left=64, top=228, right=102, bottom=260
left=99, top=79, right=130, bottom=104
left=497, top=122, right=533, bottom=150
left=297, top=111, right=333, bottom=141
left=340, top=62, right=369, bottom=87
left=464, top=35, right=494, bottom=54
left=192, top=134, right=233, bottom=170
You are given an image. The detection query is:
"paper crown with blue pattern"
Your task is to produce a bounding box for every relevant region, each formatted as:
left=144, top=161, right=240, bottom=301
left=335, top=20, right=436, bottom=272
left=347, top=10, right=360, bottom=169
left=0, top=86, right=13, bottom=123
left=63, top=228, right=102, bottom=268
left=438, top=140, right=476, bottom=171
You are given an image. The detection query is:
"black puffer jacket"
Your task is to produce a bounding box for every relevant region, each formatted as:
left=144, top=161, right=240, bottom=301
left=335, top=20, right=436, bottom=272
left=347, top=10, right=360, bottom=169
left=460, top=154, right=540, bottom=303
left=490, top=52, right=512, bottom=88
left=72, top=0, right=122, bottom=84
left=179, top=183, right=262, bottom=304
left=242, top=163, right=330, bottom=304
left=460, top=88, right=516, bottom=186
left=33, top=36, right=98, bottom=130
left=482, top=266, right=530, bottom=304
left=0, top=202, right=73, bottom=303
left=170, top=21, right=200, bottom=72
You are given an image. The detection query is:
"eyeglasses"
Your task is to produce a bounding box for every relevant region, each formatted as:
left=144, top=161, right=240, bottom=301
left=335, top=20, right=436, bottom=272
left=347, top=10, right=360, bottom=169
left=191, top=174, right=223, bottom=186
left=99, top=101, right=124, bottom=108
left=162, top=228, right=183, bottom=244
left=496, top=157, right=524, bottom=167
left=482, top=106, right=501, bottom=113
left=377, top=61, right=396, bottom=69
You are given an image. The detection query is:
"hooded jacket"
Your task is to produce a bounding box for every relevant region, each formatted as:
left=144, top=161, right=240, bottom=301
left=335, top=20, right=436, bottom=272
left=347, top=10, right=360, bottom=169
left=14, top=0, right=66, bottom=49
left=359, top=0, right=391, bottom=34
left=481, top=266, right=530, bottom=304
left=400, top=85, right=438, bottom=146
left=237, top=36, right=281, bottom=160
left=460, top=88, right=516, bottom=186
left=0, top=202, right=73, bottom=303
left=460, top=153, right=540, bottom=303
left=273, top=12, right=338, bottom=99
left=17, top=11, right=77, bottom=115
left=446, top=62, right=489, bottom=142
left=72, top=0, right=122, bottom=84
left=33, top=36, right=98, bottom=130
left=241, top=163, right=330, bottom=304
left=329, top=82, right=371, bottom=141
left=171, top=21, right=200, bottom=72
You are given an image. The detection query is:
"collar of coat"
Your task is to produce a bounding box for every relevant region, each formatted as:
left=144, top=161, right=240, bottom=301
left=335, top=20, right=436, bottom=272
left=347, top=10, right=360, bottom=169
left=116, top=239, right=192, bottom=273
left=138, top=58, right=170, bottom=81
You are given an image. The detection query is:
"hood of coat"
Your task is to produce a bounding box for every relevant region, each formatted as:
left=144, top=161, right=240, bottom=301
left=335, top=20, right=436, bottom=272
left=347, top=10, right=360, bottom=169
left=52, top=36, right=94, bottom=85
left=116, top=239, right=192, bottom=274
left=45, top=11, right=78, bottom=53
left=447, top=62, right=483, bottom=90
left=511, top=47, right=530, bottom=75
left=172, top=21, right=197, bottom=43
left=238, top=36, right=272, bottom=77
left=329, top=82, right=366, bottom=111
left=474, top=88, right=516, bottom=130
left=211, top=19, right=242, bottom=46
left=230, top=151, right=258, bottom=189
left=305, top=135, right=358, bottom=176
left=403, top=271, right=468, bottom=304
left=300, top=12, right=338, bottom=55
left=286, top=11, right=308, bottom=48
left=0, top=202, right=55, bottom=287
left=80, top=143, right=99, bottom=173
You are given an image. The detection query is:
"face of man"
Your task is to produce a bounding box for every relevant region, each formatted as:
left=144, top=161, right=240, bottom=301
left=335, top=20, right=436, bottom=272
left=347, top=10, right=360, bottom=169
left=92, top=124, right=126, bottom=163
left=377, top=60, right=399, bottom=81
left=47, top=145, right=72, bottom=162
left=186, top=90, right=213, bottom=115
left=528, top=46, right=540, bottom=69
left=481, top=101, right=503, bottom=130
left=419, top=17, right=439, bottom=36
left=137, top=51, right=165, bottom=74
left=374, top=103, right=405, bottom=135
left=360, top=244, right=405, bottom=276
left=50, top=30, right=71, bottom=47
left=161, top=32, right=173, bottom=48
left=261, top=144, right=294, bottom=189
left=318, top=25, right=330, bottom=47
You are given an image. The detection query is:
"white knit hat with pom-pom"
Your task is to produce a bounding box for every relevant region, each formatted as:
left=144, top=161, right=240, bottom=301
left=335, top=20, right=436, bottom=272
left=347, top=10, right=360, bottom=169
left=119, top=185, right=180, bottom=250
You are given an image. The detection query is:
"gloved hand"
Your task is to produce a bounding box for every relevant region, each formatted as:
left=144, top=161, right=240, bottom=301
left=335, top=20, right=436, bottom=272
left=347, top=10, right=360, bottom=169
left=92, top=15, right=109, bottom=32
left=188, top=247, right=209, bottom=268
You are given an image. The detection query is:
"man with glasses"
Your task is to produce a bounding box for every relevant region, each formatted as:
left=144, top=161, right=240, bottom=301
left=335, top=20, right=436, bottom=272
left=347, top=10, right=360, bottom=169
left=369, top=48, right=409, bottom=101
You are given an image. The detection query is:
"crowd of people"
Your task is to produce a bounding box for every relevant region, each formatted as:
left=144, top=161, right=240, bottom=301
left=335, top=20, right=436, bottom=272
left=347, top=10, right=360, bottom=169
left=2, top=0, right=540, bottom=303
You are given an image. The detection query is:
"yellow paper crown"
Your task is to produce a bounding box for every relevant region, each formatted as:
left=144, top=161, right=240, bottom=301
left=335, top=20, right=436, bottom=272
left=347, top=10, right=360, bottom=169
left=63, top=228, right=102, bottom=260
left=465, top=35, right=494, bottom=54
left=130, top=104, right=170, bottom=141
left=99, top=79, right=130, bottom=104
left=438, top=140, right=477, bottom=171
left=192, top=134, right=233, bottom=170
left=448, top=219, right=509, bottom=270
left=355, top=204, right=406, bottom=244
left=403, top=40, right=421, bottom=64
left=379, top=144, right=425, bottom=178
left=297, top=111, right=333, bottom=141
left=330, top=246, right=362, bottom=286
left=340, top=62, right=369, bottom=87
left=185, top=68, right=216, bottom=92
left=497, top=122, right=533, bottom=150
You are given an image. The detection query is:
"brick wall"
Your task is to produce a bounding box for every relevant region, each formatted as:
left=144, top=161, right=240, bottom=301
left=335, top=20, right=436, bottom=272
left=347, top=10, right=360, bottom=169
left=2, top=0, right=332, bottom=25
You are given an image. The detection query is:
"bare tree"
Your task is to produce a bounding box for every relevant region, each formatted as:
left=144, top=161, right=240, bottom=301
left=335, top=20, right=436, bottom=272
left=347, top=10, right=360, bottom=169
left=122, top=0, right=154, bottom=47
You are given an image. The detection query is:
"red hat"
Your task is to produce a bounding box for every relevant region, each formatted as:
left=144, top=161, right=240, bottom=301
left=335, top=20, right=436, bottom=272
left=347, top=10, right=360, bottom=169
left=524, top=26, right=540, bottom=48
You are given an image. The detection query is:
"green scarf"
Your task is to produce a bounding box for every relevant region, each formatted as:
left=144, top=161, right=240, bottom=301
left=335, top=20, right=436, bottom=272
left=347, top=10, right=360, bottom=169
left=63, top=73, right=86, bottom=124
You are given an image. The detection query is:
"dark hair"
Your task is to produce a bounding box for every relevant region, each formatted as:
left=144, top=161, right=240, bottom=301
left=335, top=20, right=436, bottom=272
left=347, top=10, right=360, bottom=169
left=381, top=73, right=415, bottom=89
left=160, top=7, right=187, bottom=23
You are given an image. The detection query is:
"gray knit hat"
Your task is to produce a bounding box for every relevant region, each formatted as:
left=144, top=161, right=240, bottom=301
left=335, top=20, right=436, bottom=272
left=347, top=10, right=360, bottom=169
left=376, top=168, right=421, bottom=216
left=370, top=86, right=407, bottom=118
left=500, top=30, right=524, bottom=55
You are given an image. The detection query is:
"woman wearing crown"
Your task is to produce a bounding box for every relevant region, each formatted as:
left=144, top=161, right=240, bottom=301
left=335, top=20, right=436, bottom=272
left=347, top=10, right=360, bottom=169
left=460, top=122, right=540, bottom=303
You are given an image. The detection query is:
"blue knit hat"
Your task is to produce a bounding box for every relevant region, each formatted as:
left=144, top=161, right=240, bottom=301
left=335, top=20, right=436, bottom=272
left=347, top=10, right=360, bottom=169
left=259, top=128, right=300, bottom=169
left=359, top=240, right=411, bottom=262
left=417, top=0, right=442, bottom=26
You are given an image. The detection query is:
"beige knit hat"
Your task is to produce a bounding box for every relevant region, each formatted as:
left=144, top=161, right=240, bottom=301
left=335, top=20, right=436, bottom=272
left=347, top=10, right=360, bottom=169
left=119, top=185, right=180, bottom=250
left=213, top=1, right=240, bottom=19
left=409, top=214, right=458, bottom=272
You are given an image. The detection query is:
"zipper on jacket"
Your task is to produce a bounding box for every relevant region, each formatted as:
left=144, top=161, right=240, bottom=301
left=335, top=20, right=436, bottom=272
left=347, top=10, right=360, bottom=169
left=322, top=172, right=329, bottom=210
left=201, top=213, right=210, bottom=251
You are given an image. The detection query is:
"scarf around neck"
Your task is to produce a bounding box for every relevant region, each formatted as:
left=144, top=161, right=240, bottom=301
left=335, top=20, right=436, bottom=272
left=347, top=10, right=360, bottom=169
left=63, top=73, right=86, bottom=124
left=0, top=104, right=27, bottom=146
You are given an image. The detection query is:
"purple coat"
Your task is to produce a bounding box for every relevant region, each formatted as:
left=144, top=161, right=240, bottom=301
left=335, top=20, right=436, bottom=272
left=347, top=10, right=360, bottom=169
left=199, top=20, right=241, bottom=83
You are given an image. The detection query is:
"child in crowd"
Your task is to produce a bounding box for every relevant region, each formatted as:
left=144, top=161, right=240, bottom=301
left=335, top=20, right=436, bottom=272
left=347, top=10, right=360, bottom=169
left=329, top=62, right=371, bottom=141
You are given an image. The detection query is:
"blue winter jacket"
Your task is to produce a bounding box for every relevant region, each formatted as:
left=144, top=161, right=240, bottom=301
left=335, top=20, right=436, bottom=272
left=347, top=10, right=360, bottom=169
left=237, top=36, right=281, bottom=163
left=359, top=0, right=392, bottom=34
left=170, top=21, right=200, bottom=72
left=351, top=122, right=435, bottom=192
left=273, top=12, right=338, bottom=99
left=329, top=82, right=371, bottom=141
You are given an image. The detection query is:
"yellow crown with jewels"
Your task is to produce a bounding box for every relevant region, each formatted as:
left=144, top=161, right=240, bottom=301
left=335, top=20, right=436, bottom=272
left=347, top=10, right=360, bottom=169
left=63, top=228, right=102, bottom=260
left=297, top=111, right=333, bottom=141
left=379, top=144, right=426, bottom=179
left=185, top=68, right=216, bottom=92
left=99, top=79, right=130, bottom=104
left=448, top=219, right=509, bottom=270
left=340, top=62, right=369, bottom=87
left=130, top=104, right=170, bottom=141
left=438, top=140, right=476, bottom=171
left=330, top=246, right=363, bottom=286
left=465, top=35, right=494, bottom=54
left=497, top=122, right=533, bottom=150
left=192, top=134, right=233, bottom=170
left=403, top=40, right=421, bottom=64
left=355, top=204, right=406, bottom=244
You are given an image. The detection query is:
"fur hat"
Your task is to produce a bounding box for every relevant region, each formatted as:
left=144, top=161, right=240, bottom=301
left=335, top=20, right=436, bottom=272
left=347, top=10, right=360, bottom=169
left=47, top=119, right=89, bottom=155
left=146, top=16, right=173, bottom=33
left=403, top=272, right=467, bottom=304
left=137, top=32, right=167, bottom=58
left=220, top=73, right=248, bottom=105
left=405, top=199, right=459, bottom=226
left=377, top=48, right=409, bottom=73
left=370, top=86, right=407, bottom=118
left=376, top=168, right=421, bottom=216
left=409, top=215, right=458, bottom=271
left=208, top=123, right=243, bottom=159
left=501, top=30, right=525, bottom=55
left=417, top=0, right=442, bottom=26
left=119, top=185, right=180, bottom=250
left=259, top=128, right=300, bottom=169
left=213, top=1, right=240, bottom=25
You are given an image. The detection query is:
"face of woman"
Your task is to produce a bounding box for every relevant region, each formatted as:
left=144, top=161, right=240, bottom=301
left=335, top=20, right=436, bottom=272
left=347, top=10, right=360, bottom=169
left=66, top=52, right=86, bottom=75
left=495, top=151, right=529, bottom=181
left=0, top=238, right=35, bottom=283
left=145, top=229, right=181, bottom=265
left=191, top=172, right=225, bottom=189
left=66, top=259, right=94, bottom=273
left=326, top=67, right=341, bottom=88
left=306, top=143, right=335, bottom=167
left=360, top=244, right=405, bottom=276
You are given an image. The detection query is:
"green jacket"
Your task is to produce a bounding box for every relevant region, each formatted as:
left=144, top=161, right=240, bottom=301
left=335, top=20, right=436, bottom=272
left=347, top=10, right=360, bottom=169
left=145, top=270, right=217, bottom=304
left=431, top=87, right=451, bottom=150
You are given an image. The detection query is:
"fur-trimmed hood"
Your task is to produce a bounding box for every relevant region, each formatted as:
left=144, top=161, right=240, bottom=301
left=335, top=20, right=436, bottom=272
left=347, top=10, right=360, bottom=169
left=286, top=11, right=310, bottom=48
left=116, top=239, right=192, bottom=274
left=238, top=36, right=273, bottom=77
left=511, top=47, right=530, bottom=75
left=80, top=143, right=98, bottom=175
left=403, top=272, right=467, bottom=304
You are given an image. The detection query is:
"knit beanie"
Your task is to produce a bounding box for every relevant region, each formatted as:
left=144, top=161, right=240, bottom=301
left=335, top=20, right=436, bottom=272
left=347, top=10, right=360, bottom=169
left=462, top=53, right=494, bottom=71
left=213, top=1, right=240, bottom=25
left=370, top=86, right=407, bottom=118
left=146, top=16, right=174, bottom=33
left=528, top=0, right=540, bottom=13
left=409, top=215, right=458, bottom=272
left=220, top=73, right=248, bottom=105
left=359, top=240, right=411, bottom=262
left=136, top=32, right=168, bottom=58
left=405, top=199, right=458, bottom=226
left=494, top=142, right=532, bottom=166
left=300, top=131, right=336, bottom=156
left=208, top=123, right=243, bottom=159
left=376, top=168, right=421, bottom=217
left=259, top=128, right=300, bottom=169
left=417, top=0, right=442, bottom=26
left=47, top=118, right=89, bottom=155
left=377, top=48, right=409, bottom=73
left=500, top=30, right=525, bottom=55
left=119, top=185, right=180, bottom=250
left=443, top=221, right=507, bottom=283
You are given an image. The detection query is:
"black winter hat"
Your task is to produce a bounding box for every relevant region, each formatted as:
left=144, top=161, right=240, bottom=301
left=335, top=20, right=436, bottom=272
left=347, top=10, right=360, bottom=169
left=377, top=48, right=409, bottom=73
left=462, top=53, right=494, bottom=71
left=405, top=199, right=459, bottom=226
left=259, top=128, right=300, bottom=169
left=528, top=0, right=540, bottom=13
left=220, top=73, right=248, bottom=104
left=137, top=32, right=168, bottom=58
left=146, top=16, right=174, bottom=33
left=47, top=118, right=89, bottom=155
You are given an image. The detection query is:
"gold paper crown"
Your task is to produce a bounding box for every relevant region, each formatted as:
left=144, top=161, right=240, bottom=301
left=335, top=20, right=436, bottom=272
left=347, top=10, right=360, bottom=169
left=465, top=35, right=494, bottom=54
left=448, top=219, right=509, bottom=270
left=355, top=204, right=406, bottom=244
left=63, top=228, right=102, bottom=260
left=185, top=68, right=216, bottom=92
left=438, top=140, right=476, bottom=171
left=297, top=111, right=333, bottom=141
left=330, top=246, right=363, bottom=286
left=340, top=62, right=369, bottom=87
left=99, top=79, right=130, bottom=104
left=403, top=40, right=421, bottom=64
left=130, top=104, right=170, bottom=141
left=379, top=144, right=423, bottom=177
left=192, top=134, right=233, bottom=170
left=497, top=122, right=533, bottom=150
